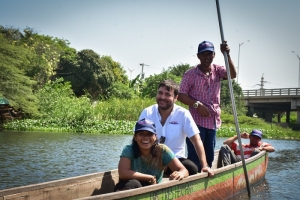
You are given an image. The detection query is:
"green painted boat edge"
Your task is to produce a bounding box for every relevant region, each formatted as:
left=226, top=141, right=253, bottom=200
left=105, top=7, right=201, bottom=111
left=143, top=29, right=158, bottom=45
left=76, top=151, right=267, bottom=200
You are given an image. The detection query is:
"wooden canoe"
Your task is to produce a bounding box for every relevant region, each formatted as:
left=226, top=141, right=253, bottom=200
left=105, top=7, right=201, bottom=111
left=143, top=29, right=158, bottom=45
left=0, top=150, right=268, bottom=200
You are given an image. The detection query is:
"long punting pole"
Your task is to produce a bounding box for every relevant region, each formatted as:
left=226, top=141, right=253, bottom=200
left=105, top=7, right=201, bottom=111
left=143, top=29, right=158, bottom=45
left=215, top=0, right=251, bottom=197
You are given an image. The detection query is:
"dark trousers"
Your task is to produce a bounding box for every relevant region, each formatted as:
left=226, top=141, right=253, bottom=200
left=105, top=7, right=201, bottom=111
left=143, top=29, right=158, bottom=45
left=217, top=145, right=241, bottom=168
left=186, top=126, right=216, bottom=170
left=165, top=157, right=198, bottom=175
left=114, top=179, right=150, bottom=191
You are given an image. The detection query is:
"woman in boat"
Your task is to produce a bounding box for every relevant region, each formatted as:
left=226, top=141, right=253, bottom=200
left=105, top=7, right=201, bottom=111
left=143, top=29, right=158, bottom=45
left=115, top=118, right=189, bottom=191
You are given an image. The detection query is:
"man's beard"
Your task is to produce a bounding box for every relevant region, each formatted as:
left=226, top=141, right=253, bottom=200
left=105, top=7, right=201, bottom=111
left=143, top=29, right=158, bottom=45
left=157, top=99, right=173, bottom=110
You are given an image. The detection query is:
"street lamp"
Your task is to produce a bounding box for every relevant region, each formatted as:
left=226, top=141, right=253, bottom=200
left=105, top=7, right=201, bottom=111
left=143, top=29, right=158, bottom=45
left=292, top=51, right=300, bottom=88
left=237, top=40, right=250, bottom=84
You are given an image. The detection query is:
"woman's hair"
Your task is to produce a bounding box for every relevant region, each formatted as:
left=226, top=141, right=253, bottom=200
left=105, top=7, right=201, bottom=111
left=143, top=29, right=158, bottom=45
left=132, top=132, right=159, bottom=158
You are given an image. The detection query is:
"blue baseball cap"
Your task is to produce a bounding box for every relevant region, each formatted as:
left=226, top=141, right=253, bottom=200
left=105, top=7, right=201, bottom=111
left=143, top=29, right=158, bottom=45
left=250, top=129, right=263, bottom=139
left=135, top=118, right=156, bottom=134
left=198, top=41, right=214, bottom=53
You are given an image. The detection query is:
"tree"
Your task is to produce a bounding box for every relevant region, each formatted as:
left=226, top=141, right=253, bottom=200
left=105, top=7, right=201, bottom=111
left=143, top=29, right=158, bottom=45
left=55, top=47, right=80, bottom=91
left=36, top=78, right=92, bottom=122
left=140, top=71, right=180, bottom=98
left=0, top=25, right=23, bottom=43
left=77, top=50, right=116, bottom=99
left=56, top=49, right=117, bottom=100
left=0, top=34, right=39, bottom=117
left=0, top=26, right=75, bottom=90
left=101, top=55, right=128, bottom=84
left=20, top=29, right=72, bottom=88
left=220, top=80, right=246, bottom=115
left=106, top=82, right=136, bottom=100
left=168, top=63, right=192, bottom=77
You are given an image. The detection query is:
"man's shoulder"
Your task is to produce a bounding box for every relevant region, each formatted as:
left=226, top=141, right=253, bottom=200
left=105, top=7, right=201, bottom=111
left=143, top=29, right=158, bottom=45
left=212, top=63, right=224, bottom=69
left=173, top=104, right=189, bottom=113
left=212, top=64, right=226, bottom=74
left=231, top=142, right=237, bottom=148
left=184, top=66, right=197, bottom=74
left=139, top=104, right=157, bottom=120
left=172, top=105, right=196, bottom=127
left=143, top=104, right=158, bottom=111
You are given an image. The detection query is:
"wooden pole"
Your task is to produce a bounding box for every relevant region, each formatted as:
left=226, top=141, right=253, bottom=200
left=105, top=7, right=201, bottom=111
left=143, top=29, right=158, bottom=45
left=215, top=0, right=251, bottom=197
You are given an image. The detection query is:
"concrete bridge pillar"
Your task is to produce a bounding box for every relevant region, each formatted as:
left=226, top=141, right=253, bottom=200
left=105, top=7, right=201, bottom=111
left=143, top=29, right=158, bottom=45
left=246, top=106, right=255, bottom=117
left=265, top=109, right=273, bottom=122
left=297, top=107, right=300, bottom=124
left=277, top=113, right=281, bottom=122
left=285, top=110, right=290, bottom=123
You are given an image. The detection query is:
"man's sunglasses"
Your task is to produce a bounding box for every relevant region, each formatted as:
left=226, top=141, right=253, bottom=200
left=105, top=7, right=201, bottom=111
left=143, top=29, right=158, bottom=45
left=159, top=136, right=166, bottom=144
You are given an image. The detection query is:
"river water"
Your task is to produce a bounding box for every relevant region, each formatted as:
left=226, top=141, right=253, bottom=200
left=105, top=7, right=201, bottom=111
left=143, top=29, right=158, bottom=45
left=0, top=131, right=299, bottom=199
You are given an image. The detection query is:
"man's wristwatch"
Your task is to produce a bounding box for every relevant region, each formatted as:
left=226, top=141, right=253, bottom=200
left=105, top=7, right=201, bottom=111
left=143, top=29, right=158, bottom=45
left=193, top=101, right=201, bottom=108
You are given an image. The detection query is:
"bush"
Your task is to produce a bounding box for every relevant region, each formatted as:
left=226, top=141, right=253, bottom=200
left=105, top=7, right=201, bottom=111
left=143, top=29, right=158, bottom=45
left=36, top=78, right=93, bottom=123
left=93, top=98, right=156, bottom=121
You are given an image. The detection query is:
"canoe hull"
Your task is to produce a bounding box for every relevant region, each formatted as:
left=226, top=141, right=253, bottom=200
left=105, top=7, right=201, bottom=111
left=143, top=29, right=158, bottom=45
left=84, top=151, right=268, bottom=200
left=0, top=151, right=268, bottom=200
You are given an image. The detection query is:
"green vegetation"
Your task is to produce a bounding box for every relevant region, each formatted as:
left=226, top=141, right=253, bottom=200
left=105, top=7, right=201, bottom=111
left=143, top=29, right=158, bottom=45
left=4, top=103, right=299, bottom=139
left=1, top=25, right=299, bottom=140
left=3, top=76, right=299, bottom=139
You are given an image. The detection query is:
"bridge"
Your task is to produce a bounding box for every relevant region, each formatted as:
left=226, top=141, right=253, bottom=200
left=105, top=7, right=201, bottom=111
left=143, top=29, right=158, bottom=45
left=242, top=88, right=300, bottom=125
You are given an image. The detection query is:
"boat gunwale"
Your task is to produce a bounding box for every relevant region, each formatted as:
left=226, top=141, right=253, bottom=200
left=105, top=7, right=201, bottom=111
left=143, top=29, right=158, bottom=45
left=0, top=170, right=119, bottom=196
left=74, top=151, right=267, bottom=200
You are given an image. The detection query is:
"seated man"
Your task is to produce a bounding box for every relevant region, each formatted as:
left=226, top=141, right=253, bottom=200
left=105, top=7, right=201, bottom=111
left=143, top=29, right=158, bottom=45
left=217, top=129, right=275, bottom=168
left=139, top=80, right=214, bottom=176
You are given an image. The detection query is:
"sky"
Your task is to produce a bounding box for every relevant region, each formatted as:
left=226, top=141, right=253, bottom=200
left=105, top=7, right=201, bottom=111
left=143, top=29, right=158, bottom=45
left=0, top=0, right=300, bottom=90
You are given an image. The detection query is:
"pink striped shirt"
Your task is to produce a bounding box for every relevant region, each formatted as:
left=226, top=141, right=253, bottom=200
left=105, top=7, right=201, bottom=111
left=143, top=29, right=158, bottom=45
left=179, top=64, right=226, bottom=129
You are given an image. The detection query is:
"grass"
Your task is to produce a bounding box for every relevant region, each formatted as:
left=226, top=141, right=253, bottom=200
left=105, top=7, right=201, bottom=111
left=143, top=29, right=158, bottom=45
left=3, top=98, right=300, bottom=140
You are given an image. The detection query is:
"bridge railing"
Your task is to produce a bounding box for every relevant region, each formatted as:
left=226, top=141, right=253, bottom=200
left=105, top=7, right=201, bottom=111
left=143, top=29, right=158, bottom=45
left=243, top=88, right=300, bottom=97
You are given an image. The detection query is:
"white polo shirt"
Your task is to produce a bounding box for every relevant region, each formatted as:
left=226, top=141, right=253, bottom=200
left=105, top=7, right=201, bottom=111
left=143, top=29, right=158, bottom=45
left=138, top=104, right=199, bottom=158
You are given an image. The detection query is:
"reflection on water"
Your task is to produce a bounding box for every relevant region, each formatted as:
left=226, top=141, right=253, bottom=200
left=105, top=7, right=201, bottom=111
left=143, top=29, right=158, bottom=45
left=0, top=131, right=133, bottom=190
left=0, top=131, right=300, bottom=199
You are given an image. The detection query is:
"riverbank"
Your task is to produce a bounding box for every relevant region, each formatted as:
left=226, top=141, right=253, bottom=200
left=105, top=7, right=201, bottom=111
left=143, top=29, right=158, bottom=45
left=2, top=117, right=300, bottom=140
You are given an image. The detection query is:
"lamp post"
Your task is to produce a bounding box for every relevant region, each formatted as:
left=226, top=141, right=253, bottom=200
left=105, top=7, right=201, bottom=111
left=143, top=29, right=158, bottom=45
left=292, top=51, right=300, bottom=88
left=237, top=40, right=250, bottom=84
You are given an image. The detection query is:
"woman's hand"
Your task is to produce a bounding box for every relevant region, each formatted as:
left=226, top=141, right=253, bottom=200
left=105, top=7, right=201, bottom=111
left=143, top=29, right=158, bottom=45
left=169, top=171, right=185, bottom=181
left=148, top=175, right=156, bottom=185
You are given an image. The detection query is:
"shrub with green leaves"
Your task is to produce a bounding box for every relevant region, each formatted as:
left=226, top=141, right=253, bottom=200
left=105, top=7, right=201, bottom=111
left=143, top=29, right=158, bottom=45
left=4, top=88, right=300, bottom=139
left=36, top=78, right=93, bottom=123
left=93, top=98, right=155, bottom=120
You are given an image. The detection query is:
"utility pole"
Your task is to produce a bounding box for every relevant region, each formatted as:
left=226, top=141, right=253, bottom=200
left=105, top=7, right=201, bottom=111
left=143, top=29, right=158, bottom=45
left=292, top=51, right=300, bottom=88
left=237, top=40, right=250, bottom=84
left=139, top=63, right=149, bottom=79
left=128, top=68, right=134, bottom=80
left=255, top=73, right=268, bottom=96
left=255, top=73, right=268, bottom=89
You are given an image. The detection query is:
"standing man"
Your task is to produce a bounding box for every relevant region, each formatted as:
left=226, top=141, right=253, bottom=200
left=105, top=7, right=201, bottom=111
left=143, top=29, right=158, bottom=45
left=178, top=40, right=236, bottom=169
left=139, top=80, right=213, bottom=176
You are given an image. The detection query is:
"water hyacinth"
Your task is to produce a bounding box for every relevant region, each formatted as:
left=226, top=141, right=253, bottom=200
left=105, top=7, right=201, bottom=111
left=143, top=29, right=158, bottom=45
left=2, top=93, right=299, bottom=139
